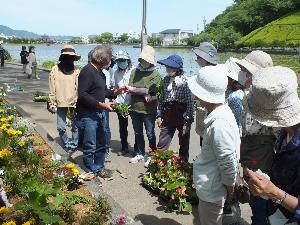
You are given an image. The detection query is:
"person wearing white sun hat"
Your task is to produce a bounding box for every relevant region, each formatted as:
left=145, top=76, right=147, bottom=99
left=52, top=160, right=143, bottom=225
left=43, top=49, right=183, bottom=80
left=188, top=65, right=240, bottom=225
left=192, top=42, right=218, bottom=146
left=244, top=66, right=300, bottom=225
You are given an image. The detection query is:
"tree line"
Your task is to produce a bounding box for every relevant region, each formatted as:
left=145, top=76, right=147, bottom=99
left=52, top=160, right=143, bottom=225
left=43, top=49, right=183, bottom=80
left=185, top=0, right=300, bottom=49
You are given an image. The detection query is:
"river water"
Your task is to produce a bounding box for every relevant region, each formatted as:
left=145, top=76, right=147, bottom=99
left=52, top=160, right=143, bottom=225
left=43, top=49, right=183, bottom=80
left=4, top=44, right=244, bottom=76
left=4, top=44, right=299, bottom=76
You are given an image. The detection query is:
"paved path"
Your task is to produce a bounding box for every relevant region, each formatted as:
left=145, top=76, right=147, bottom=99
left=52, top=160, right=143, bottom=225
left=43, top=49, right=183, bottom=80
left=0, top=64, right=251, bottom=225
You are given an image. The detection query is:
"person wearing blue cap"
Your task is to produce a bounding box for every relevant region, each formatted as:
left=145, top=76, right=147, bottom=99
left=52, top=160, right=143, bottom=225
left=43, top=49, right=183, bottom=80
left=153, top=54, right=194, bottom=163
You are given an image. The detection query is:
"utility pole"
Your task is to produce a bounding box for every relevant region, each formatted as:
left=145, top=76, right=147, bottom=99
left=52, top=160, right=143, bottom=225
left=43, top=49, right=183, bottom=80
left=141, top=0, right=148, bottom=50
left=203, top=17, right=207, bottom=31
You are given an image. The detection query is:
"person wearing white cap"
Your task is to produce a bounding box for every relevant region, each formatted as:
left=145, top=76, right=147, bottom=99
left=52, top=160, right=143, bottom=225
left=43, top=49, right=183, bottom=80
left=235, top=51, right=275, bottom=225
left=125, top=45, right=161, bottom=163
left=192, top=42, right=218, bottom=146
left=112, top=50, right=135, bottom=155
left=188, top=65, right=239, bottom=225
left=243, top=66, right=300, bottom=225
left=224, top=58, right=247, bottom=137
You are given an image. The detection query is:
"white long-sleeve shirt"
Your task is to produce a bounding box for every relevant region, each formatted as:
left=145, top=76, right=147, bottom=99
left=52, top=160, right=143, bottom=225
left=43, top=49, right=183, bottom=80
left=112, top=66, right=135, bottom=104
left=193, top=104, right=240, bottom=203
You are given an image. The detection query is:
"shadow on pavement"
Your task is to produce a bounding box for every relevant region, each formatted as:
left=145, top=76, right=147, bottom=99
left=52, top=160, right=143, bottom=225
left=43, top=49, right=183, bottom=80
left=135, top=214, right=183, bottom=225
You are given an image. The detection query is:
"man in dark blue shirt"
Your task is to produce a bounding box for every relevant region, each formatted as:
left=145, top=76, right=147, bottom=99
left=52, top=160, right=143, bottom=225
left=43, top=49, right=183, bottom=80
left=76, top=45, right=123, bottom=179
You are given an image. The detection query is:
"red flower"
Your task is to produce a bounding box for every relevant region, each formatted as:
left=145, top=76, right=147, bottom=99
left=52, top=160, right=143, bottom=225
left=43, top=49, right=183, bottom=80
left=176, top=187, right=187, bottom=196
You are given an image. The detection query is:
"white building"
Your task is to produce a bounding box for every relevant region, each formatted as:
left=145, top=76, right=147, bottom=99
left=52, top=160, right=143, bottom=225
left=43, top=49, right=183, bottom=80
left=158, top=29, right=194, bottom=46
left=81, top=36, right=90, bottom=44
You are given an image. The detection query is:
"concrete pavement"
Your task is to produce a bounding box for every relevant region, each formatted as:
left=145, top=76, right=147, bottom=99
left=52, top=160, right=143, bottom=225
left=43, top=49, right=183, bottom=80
left=0, top=64, right=251, bottom=225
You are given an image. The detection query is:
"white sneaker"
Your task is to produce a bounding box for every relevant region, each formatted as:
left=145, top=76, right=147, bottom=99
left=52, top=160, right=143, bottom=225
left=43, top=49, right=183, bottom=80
left=129, top=155, right=144, bottom=163
left=144, top=157, right=152, bottom=168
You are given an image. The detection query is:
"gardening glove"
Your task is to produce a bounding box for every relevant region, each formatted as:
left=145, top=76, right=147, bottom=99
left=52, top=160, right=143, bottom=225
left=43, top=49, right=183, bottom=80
left=48, top=105, right=57, bottom=114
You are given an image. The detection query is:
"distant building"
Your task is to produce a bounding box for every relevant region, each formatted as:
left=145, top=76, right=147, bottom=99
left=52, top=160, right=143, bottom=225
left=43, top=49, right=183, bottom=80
left=158, top=29, right=194, bottom=46
left=81, top=36, right=90, bottom=44
left=128, top=31, right=139, bottom=40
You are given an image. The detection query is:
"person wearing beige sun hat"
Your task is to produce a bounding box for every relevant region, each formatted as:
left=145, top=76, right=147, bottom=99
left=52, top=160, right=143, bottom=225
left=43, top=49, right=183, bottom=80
left=235, top=50, right=275, bottom=225
left=125, top=45, right=161, bottom=164
left=244, top=66, right=300, bottom=224
left=48, top=44, right=81, bottom=152
left=233, top=50, right=273, bottom=88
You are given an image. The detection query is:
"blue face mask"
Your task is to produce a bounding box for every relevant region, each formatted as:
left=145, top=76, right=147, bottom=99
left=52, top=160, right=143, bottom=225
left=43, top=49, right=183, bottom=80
left=117, top=61, right=128, bottom=70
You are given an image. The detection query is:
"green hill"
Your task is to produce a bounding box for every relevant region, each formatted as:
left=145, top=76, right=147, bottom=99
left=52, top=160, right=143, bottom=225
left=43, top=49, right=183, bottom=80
left=236, top=11, right=300, bottom=47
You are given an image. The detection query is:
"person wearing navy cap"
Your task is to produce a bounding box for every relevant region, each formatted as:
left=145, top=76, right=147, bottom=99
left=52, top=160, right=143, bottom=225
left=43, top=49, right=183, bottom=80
left=146, top=54, right=194, bottom=166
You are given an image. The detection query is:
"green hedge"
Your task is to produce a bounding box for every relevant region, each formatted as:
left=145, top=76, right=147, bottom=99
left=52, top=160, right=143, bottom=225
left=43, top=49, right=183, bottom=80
left=236, top=11, right=300, bottom=48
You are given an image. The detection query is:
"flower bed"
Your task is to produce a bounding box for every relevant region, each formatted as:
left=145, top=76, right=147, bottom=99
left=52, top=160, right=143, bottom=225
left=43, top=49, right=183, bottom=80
left=0, top=100, right=112, bottom=225
left=142, top=149, right=198, bottom=213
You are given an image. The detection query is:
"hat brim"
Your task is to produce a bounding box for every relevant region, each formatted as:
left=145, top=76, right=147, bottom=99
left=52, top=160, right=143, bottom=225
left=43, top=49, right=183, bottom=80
left=139, top=54, right=156, bottom=66
left=157, top=58, right=181, bottom=69
left=192, top=48, right=217, bottom=65
left=116, top=56, right=130, bottom=60
left=243, top=93, right=300, bottom=127
left=61, top=52, right=81, bottom=61
left=188, top=75, right=225, bottom=104
left=235, top=59, right=259, bottom=75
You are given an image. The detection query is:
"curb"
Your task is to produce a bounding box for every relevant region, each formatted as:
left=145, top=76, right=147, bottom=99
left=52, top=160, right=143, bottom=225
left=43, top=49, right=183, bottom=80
left=9, top=95, right=143, bottom=225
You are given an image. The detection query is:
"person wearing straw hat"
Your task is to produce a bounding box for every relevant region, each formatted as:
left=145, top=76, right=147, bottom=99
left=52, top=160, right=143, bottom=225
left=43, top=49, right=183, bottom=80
left=125, top=45, right=161, bottom=164
left=192, top=42, right=218, bottom=146
left=235, top=51, right=275, bottom=225
left=112, top=50, right=135, bottom=155
left=188, top=65, right=239, bottom=225
left=155, top=54, right=194, bottom=163
left=48, top=44, right=81, bottom=152
left=243, top=66, right=300, bottom=225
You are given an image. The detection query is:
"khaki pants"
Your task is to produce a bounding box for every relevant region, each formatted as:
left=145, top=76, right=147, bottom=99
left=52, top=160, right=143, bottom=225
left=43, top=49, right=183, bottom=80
left=198, top=199, right=224, bottom=225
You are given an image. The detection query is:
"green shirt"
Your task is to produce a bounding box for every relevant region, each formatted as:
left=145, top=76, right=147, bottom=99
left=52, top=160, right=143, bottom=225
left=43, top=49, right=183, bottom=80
left=129, top=68, right=161, bottom=114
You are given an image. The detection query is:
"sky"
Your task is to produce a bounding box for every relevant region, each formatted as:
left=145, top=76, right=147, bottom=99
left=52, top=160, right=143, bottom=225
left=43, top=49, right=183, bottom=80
left=0, top=0, right=233, bottom=36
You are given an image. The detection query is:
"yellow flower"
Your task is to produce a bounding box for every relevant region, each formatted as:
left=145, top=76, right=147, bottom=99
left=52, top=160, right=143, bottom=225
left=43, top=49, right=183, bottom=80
left=22, top=222, right=31, bottom=225
left=0, top=148, right=12, bottom=159
left=66, top=163, right=75, bottom=169
left=18, top=141, right=26, bottom=147
left=22, top=218, right=35, bottom=225
left=0, top=123, right=10, bottom=130
left=6, top=129, right=22, bottom=136
left=72, top=168, right=80, bottom=175
left=0, top=117, right=12, bottom=122
left=2, top=220, right=17, bottom=225
left=0, top=109, right=5, bottom=113
left=0, top=206, right=9, bottom=214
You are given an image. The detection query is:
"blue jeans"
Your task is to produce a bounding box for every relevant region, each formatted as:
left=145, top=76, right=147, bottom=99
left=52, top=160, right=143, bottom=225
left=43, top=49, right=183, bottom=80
left=131, top=112, right=156, bottom=156
left=57, top=107, right=79, bottom=148
left=104, top=110, right=111, bottom=153
left=76, top=111, right=107, bottom=174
